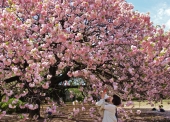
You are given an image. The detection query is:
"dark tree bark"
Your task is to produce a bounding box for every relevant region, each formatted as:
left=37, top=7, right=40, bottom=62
left=4, top=76, right=20, bottom=83
left=29, top=100, right=41, bottom=119
left=3, top=64, right=88, bottom=119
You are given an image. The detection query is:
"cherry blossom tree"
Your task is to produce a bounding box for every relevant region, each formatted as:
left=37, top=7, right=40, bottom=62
left=0, top=0, right=169, bottom=120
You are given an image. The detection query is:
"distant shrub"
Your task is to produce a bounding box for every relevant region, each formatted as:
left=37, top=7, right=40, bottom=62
left=76, top=96, right=84, bottom=101
left=0, top=97, right=26, bottom=114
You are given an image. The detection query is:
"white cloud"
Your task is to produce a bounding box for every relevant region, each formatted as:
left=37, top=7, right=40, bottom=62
left=149, top=2, right=170, bottom=30
left=165, top=9, right=170, bottom=16
left=165, top=19, right=170, bottom=29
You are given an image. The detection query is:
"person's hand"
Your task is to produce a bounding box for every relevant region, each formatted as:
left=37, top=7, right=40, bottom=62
left=100, top=91, right=105, bottom=99
left=103, top=89, right=107, bottom=93
left=100, top=89, right=107, bottom=99
left=104, top=88, right=108, bottom=93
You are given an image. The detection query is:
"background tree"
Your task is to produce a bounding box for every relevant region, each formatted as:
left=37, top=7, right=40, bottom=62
left=0, top=0, right=169, bottom=119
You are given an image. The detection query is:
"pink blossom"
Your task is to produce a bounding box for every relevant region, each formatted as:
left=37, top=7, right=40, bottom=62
left=70, top=94, right=74, bottom=98
left=0, top=111, right=6, bottom=119
left=83, top=98, right=87, bottom=103
left=67, top=71, right=72, bottom=77
left=82, top=106, right=85, bottom=111
left=126, top=101, right=134, bottom=107
left=20, top=104, right=26, bottom=109
left=42, top=82, right=49, bottom=89
left=83, top=69, right=88, bottom=76
left=136, top=110, right=141, bottom=115
left=47, top=75, right=52, bottom=80
left=0, top=55, right=4, bottom=60
left=12, top=67, right=18, bottom=74
left=15, top=94, right=21, bottom=99
left=90, top=75, right=96, bottom=81
left=90, top=113, right=94, bottom=117
left=75, top=33, right=83, bottom=40
left=109, top=78, right=114, bottom=82
left=73, top=108, right=80, bottom=116
left=29, top=82, right=35, bottom=87
left=113, top=85, right=118, bottom=90
left=9, top=104, right=16, bottom=109
left=6, top=90, right=13, bottom=96
left=40, top=92, right=46, bottom=96
left=72, top=71, right=79, bottom=77
left=12, top=99, right=18, bottom=104
left=88, top=97, right=93, bottom=101
left=0, top=0, right=169, bottom=120
left=79, top=87, right=83, bottom=91
left=95, top=0, right=102, bottom=5
left=131, top=45, right=137, bottom=50
left=21, top=90, right=28, bottom=97
left=28, top=104, right=38, bottom=110
left=128, top=68, right=134, bottom=75
left=3, top=59, right=11, bottom=66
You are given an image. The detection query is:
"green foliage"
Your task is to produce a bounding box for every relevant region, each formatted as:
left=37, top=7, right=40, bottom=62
left=0, top=97, right=25, bottom=114
left=69, top=88, right=80, bottom=94
left=76, top=96, right=83, bottom=101
left=69, top=88, right=84, bottom=101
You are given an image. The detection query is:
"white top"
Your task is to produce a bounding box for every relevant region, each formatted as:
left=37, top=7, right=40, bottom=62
left=96, top=99, right=117, bottom=122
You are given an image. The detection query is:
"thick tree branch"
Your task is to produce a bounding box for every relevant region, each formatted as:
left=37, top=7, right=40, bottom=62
left=4, top=76, right=20, bottom=83
left=50, top=66, right=70, bottom=86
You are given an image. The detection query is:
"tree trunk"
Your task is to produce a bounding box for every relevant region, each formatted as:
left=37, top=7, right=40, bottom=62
left=29, top=100, right=41, bottom=119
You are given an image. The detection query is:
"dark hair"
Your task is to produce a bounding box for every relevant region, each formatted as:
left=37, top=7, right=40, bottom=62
left=152, top=108, right=157, bottom=111
left=105, top=99, right=109, bottom=103
left=112, top=94, right=121, bottom=106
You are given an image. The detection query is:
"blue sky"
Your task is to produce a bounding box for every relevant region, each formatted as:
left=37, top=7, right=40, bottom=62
left=126, top=0, right=170, bottom=31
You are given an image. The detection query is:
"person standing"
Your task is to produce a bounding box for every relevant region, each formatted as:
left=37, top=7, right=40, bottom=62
left=96, top=90, right=121, bottom=122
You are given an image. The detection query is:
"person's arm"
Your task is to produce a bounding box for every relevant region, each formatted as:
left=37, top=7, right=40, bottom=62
left=96, top=99, right=105, bottom=106
left=96, top=91, right=105, bottom=106
left=98, top=103, right=117, bottom=113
